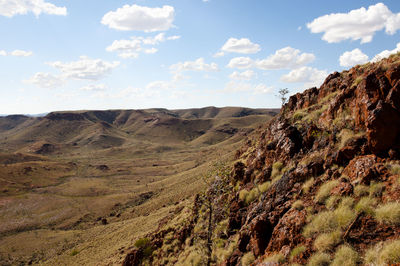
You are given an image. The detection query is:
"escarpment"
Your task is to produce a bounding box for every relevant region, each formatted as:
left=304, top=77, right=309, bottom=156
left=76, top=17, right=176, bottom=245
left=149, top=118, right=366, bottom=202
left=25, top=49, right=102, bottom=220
left=124, top=54, right=400, bottom=265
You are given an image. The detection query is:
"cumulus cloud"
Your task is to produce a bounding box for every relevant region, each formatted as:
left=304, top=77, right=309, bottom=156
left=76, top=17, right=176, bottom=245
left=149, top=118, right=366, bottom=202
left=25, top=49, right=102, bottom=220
left=79, top=84, right=107, bottom=92
left=227, top=47, right=315, bottom=70
left=229, top=70, right=255, bottom=80
left=11, top=49, right=33, bottom=57
left=47, top=56, right=120, bottom=81
left=225, top=81, right=272, bottom=94
left=101, top=4, right=175, bottom=32
left=281, top=66, right=328, bottom=88
left=0, top=50, right=7, bottom=56
left=307, top=3, right=400, bottom=43
left=372, top=42, right=400, bottom=62
left=106, top=33, right=180, bottom=58
left=216, top=38, right=261, bottom=56
left=25, top=72, right=64, bottom=88
left=339, top=48, right=369, bottom=67
left=227, top=57, right=253, bottom=69
left=256, top=47, right=315, bottom=70
left=170, top=58, right=218, bottom=73
left=0, top=0, right=67, bottom=17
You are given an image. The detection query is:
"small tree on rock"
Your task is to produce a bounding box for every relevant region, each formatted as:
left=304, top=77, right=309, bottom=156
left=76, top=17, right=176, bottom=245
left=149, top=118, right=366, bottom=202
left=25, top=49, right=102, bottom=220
left=277, top=88, right=289, bottom=106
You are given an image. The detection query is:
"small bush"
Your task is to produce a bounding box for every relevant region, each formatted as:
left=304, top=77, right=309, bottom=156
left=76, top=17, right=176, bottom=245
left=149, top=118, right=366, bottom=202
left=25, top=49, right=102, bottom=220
left=369, top=182, right=385, bottom=197
left=302, top=178, right=314, bottom=194
left=263, top=253, right=285, bottom=263
left=303, top=211, right=337, bottom=237
left=135, top=238, right=150, bottom=248
left=292, top=200, right=304, bottom=210
left=259, top=181, right=271, bottom=193
left=331, top=244, right=359, bottom=266
left=307, top=252, right=331, bottom=266
left=352, top=76, right=363, bottom=87
left=271, top=161, right=284, bottom=179
left=314, top=230, right=342, bottom=251
left=334, top=205, right=356, bottom=228
left=355, top=197, right=377, bottom=215
left=239, top=189, right=249, bottom=202
left=338, top=197, right=355, bottom=208
left=293, top=110, right=307, bottom=121
left=365, top=240, right=400, bottom=265
left=245, top=187, right=259, bottom=205
left=290, top=245, right=306, bottom=260
left=241, top=252, right=255, bottom=266
left=379, top=240, right=400, bottom=264
left=389, top=163, right=400, bottom=175
left=354, top=184, right=369, bottom=197
left=326, top=196, right=340, bottom=210
left=315, top=180, right=339, bottom=204
left=70, top=250, right=79, bottom=256
left=375, top=202, right=400, bottom=225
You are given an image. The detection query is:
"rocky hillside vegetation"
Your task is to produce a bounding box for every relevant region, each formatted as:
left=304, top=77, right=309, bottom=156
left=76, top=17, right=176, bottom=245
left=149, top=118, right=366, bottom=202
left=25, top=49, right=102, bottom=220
left=124, top=53, right=400, bottom=265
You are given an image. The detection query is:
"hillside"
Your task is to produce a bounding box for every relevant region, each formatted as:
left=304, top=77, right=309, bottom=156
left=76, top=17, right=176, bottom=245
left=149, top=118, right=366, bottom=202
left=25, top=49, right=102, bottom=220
left=0, top=106, right=278, bottom=265
left=123, top=54, right=400, bottom=265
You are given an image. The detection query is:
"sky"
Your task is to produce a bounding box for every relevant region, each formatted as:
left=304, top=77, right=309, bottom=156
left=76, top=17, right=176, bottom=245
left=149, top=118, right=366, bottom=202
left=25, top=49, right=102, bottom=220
left=1, top=0, right=400, bottom=114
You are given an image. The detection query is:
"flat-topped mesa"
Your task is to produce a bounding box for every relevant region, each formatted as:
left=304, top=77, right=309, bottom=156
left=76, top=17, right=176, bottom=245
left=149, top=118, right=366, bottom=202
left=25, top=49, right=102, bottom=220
left=45, top=112, right=86, bottom=121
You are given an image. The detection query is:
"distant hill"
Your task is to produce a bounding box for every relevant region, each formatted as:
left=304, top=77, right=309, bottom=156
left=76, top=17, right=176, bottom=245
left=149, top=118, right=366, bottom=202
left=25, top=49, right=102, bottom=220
left=0, top=107, right=279, bottom=153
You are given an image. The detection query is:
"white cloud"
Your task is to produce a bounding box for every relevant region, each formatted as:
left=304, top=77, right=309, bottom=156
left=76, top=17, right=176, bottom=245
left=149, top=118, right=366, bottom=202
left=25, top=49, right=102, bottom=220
left=307, top=3, right=400, bottom=44
left=372, top=42, right=400, bottom=62
left=227, top=57, right=253, bottom=69
left=106, top=33, right=180, bottom=58
left=0, top=50, right=6, bottom=56
left=25, top=72, right=64, bottom=88
left=219, top=38, right=261, bottom=55
left=170, top=58, right=218, bottom=73
left=79, top=84, right=107, bottom=92
left=11, top=49, right=33, bottom=57
left=0, top=0, right=67, bottom=17
left=47, top=56, right=120, bottom=81
left=146, top=80, right=175, bottom=90
left=101, top=4, right=175, bottom=32
left=281, top=66, right=328, bottom=88
left=229, top=70, right=255, bottom=80
left=256, top=46, right=315, bottom=70
left=339, top=48, right=369, bottom=67
left=225, top=81, right=272, bottom=94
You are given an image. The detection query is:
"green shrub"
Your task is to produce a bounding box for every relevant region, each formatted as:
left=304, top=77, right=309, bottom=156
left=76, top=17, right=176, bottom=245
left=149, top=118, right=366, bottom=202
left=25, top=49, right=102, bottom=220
left=352, top=76, right=363, bottom=87
left=239, top=189, right=249, bottom=202
left=293, top=110, right=307, bottom=121
left=259, top=181, right=271, bottom=193
left=292, top=200, right=304, bottom=210
left=315, top=180, right=339, bottom=204
left=369, top=182, right=385, bottom=197
left=307, top=252, right=331, bottom=266
left=334, top=205, right=356, bottom=228
left=303, top=211, right=337, bottom=237
left=263, top=253, right=285, bottom=263
left=355, top=197, right=377, bottom=215
left=241, top=252, right=255, bottom=266
left=70, top=250, right=79, bottom=256
left=326, top=196, right=340, bottom=210
left=314, top=230, right=342, bottom=251
left=271, top=161, right=284, bottom=179
left=354, top=184, right=369, bottom=197
left=331, top=244, right=359, bottom=266
left=135, top=238, right=150, bottom=248
left=375, top=202, right=400, bottom=225
left=245, top=187, right=259, bottom=205
left=379, top=240, right=400, bottom=264
left=302, top=178, right=314, bottom=194
left=338, top=197, right=355, bottom=208
left=365, top=240, right=400, bottom=265
left=290, top=245, right=306, bottom=260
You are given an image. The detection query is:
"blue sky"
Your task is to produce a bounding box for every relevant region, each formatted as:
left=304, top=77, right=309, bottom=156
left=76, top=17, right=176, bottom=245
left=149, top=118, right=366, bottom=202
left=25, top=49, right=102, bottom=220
left=1, top=0, right=400, bottom=114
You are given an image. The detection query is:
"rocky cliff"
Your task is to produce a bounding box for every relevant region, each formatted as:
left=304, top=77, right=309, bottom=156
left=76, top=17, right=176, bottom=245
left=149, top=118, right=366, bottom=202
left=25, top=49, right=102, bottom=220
left=123, top=53, right=400, bottom=265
